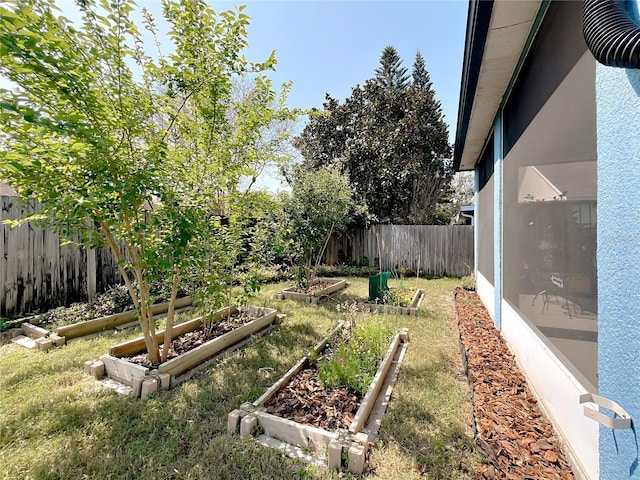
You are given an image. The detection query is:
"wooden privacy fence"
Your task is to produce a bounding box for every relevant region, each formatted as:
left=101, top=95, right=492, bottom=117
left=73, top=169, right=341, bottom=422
left=323, top=225, right=474, bottom=278
left=1, top=196, right=121, bottom=317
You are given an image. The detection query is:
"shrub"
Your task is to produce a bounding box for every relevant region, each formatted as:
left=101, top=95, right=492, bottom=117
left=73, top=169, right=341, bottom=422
left=461, top=273, right=476, bottom=291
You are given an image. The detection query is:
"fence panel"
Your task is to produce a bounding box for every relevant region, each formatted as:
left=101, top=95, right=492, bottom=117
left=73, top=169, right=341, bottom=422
left=1, top=196, right=120, bottom=316
left=323, top=225, right=474, bottom=277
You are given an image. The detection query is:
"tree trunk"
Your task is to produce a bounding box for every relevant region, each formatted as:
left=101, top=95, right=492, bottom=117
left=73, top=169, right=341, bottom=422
left=161, top=271, right=180, bottom=362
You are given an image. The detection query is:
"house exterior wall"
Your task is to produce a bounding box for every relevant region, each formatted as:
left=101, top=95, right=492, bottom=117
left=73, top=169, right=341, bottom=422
left=597, top=1, right=640, bottom=475
left=473, top=2, right=600, bottom=477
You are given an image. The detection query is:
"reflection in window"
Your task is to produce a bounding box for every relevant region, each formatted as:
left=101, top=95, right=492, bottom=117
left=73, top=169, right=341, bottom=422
left=501, top=0, right=597, bottom=388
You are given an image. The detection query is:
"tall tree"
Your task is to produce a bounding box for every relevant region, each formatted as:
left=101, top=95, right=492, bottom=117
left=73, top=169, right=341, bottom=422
left=0, top=0, right=294, bottom=364
left=295, top=48, right=452, bottom=224
left=375, top=45, right=410, bottom=89
left=412, top=50, right=431, bottom=90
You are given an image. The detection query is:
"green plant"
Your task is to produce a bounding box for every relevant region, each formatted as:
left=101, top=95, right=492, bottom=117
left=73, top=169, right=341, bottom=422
left=318, top=318, right=394, bottom=395
left=280, top=165, right=354, bottom=291
left=461, top=275, right=476, bottom=291
left=0, top=0, right=295, bottom=365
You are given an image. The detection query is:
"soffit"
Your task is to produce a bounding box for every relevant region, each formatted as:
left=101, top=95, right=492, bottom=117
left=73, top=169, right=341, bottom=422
left=457, top=0, right=542, bottom=171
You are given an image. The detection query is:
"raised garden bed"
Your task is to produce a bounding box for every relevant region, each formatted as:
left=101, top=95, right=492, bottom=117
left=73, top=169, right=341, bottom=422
left=274, top=278, right=349, bottom=304
left=228, top=323, right=409, bottom=474
left=2, top=296, right=193, bottom=349
left=359, top=288, right=425, bottom=316
left=85, top=305, right=280, bottom=398
left=58, top=296, right=193, bottom=340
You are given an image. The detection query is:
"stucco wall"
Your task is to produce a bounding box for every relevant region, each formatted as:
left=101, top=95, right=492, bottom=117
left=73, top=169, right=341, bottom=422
left=597, top=2, right=640, bottom=476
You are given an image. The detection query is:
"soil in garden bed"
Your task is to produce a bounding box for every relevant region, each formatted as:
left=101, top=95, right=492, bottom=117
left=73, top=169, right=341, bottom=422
left=125, top=312, right=256, bottom=365
left=264, top=367, right=361, bottom=430
left=304, top=281, right=333, bottom=296
left=454, top=287, right=574, bottom=480
left=264, top=328, right=362, bottom=430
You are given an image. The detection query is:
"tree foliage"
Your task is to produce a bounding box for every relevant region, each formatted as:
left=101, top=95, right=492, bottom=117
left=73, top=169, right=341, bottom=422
left=295, top=46, right=453, bottom=225
left=0, top=0, right=295, bottom=364
left=375, top=45, right=409, bottom=90
left=280, top=165, right=353, bottom=290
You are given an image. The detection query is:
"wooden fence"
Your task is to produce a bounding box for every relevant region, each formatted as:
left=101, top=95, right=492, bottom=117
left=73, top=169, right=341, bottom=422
left=323, top=225, right=474, bottom=278
left=1, top=196, right=121, bottom=317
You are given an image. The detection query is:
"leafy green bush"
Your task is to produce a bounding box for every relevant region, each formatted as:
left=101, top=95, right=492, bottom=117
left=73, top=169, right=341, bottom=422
left=318, top=319, right=394, bottom=395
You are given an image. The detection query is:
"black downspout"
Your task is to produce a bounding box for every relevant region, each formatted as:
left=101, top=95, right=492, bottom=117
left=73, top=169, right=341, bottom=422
left=583, top=0, right=640, bottom=68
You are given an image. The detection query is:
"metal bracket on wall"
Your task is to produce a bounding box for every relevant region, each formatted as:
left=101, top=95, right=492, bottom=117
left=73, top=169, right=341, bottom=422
left=579, top=393, right=632, bottom=429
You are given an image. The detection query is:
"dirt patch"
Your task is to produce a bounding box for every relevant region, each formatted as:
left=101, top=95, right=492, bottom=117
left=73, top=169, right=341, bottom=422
left=264, top=367, right=360, bottom=430
left=454, top=287, right=574, bottom=480
left=126, top=312, right=255, bottom=365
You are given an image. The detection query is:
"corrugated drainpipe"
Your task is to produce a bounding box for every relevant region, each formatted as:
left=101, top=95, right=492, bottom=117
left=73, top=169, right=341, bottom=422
left=583, top=0, right=640, bottom=68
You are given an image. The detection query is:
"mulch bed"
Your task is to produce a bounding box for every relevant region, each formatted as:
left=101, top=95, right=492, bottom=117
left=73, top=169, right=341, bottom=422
left=264, top=328, right=362, bottom=430
left=126, top=312, right=255, bottom=365
left=306, top=281, right=333, bottom=296
left=454, top=287, right=574, bottom=480
left=264, top=367, right=360, bottom=430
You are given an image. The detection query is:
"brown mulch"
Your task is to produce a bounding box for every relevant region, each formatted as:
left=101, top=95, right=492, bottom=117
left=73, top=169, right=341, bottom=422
left=125, top=312, right=255, bottom=365
left=454, top=287, right=574, bottom=480
left=264, top=367, right=360, bottom=430
left=306, top=281, right=333, bottom=296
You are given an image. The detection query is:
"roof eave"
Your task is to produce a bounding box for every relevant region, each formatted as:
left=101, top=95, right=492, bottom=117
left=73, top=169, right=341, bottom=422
left=454, top=0, right=543, bottom=172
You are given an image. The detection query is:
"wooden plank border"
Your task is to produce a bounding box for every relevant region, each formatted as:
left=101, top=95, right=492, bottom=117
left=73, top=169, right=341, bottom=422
left=358, top=288, right=425, bottom=316
left=57, top=296, right=193, bottom=339
left=274, top=278, right=349, bottom=304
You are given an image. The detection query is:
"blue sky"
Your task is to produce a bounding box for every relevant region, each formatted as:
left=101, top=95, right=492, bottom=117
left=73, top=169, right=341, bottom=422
left=3, top=0, right=468, bottom=140
left=2, top=1, right=469, bottom=189
left=214, top=0, right=469, bottom=143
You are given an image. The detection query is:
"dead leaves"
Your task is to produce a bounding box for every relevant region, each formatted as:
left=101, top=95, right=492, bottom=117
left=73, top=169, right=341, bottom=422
left=454, top=288, right=574, bottom=479
left=264, top=368, right=360, bottom=430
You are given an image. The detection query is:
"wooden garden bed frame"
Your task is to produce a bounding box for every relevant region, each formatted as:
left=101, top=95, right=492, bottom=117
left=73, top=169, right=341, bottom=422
left=228, top=324, right=409, bottom=474
left=274, top=278, right=349, bottom=304
left=85, top=305, right=280, bottom=398
left=57, top=296, right=193, bottom=340
left=359, top=288, right=425, bottom=316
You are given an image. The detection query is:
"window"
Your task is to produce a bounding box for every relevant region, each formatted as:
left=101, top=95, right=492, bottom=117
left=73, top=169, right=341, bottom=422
left=502, top=1, right=598, bottom=388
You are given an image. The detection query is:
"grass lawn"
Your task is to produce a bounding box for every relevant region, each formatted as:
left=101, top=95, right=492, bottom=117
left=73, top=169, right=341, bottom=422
left=0, top=277, right=481, bottom=479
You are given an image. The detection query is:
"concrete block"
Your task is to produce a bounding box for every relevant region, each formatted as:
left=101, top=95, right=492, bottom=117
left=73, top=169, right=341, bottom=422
left=36, top=337, right=53, bottom=352
left=140, top=378, right=158, bottom=399
left=12, top=335, right=37, bottom=349
left=132, top=377, right=143, bottom=398
left=227, top=409, right=241, bottom=434
left=90, top=361, right=105, bottom=379
left=347, top=443, right=366, bottom=474
left=327, top=439, right=343, bottom=469
left=50, top=334, right=66, bottom=347
left=354, top=432, right=370, bottom=447
left=240, top=414, right=257, bottom=437
left=158, top=373, right=171, bottom=390
left=84, top=360, right=95, bottom=374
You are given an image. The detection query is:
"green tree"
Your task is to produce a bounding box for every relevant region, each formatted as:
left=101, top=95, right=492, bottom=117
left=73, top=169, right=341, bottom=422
left=280, top=165, right=353, bottom=290
left=0, top=0, right=294, bottom=364
left=295, top=47, right=452, bottom=224
left=411, top=50, right=431, bottom=90
left=375, top=45, right=410, bottom=89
